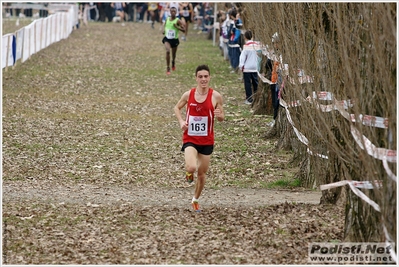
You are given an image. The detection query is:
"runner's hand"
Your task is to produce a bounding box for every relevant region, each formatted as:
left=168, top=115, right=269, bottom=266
left=180, top=120, right=188, bottom=131
left=214, top=108, right=222, bottom=118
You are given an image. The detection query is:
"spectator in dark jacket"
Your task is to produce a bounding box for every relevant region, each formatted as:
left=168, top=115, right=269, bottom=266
left=227, top=9, right=241, bottom=73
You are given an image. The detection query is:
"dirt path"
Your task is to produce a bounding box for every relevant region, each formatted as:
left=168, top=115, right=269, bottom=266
left=3, top=180, right=322, bottom=207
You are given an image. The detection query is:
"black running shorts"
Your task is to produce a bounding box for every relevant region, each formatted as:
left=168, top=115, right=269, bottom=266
left=181, top=142, right=214, bottom=155
left=162, top=36, right=180, bottom=48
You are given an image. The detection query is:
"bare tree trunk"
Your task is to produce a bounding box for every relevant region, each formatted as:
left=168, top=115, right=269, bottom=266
left=253, top=81, right=273, bottom=116
left=253, top=53, right=273, bottom=116
left=344, top=187, right=382, bottom=242
left=319, top=124, right=348, bottom=204
left=242, top=2, right=396, bottom=249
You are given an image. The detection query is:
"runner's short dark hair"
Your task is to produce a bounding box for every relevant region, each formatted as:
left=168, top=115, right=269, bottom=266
left=196, top=65, right=210, bottom=76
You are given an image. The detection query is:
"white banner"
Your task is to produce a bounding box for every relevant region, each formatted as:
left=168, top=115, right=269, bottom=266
left=35, top=19, right=43, bottom=54
left=51, top=15, right=56, bottom=44
left=2, top=34, right=14, bottom=68
left=29, top=21, right=35, bottom=56
left=41, top=18, right=47, bottom=50
left=56, top=13, right=61, bottom=42
left=22, top=23, right=31, bottom=63
left=2, top=3, right=78, bottom=69
left=15, top=28, right=24, bottom=62
left=45, top=17, right=51, bottom=48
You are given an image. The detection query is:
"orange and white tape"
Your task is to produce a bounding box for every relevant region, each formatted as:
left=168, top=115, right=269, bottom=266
left=350, top=125, right=396, bottom=163
left=261, top=45, right=396, bottom=178
left=288, top=75, right=314, bottom=84
left=313, top=91, right=333, bottom=101
left=350, top=114, right=389, bottom=129
left=285, top=93, right=354, bottom=111
left=263, top=42, right=396, bottom=262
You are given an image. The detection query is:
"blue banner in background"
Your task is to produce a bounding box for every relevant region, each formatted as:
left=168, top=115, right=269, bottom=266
left=12, top=35, right=16, bottom=65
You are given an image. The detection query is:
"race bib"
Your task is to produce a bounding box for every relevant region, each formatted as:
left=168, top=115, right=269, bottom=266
left=167, top=29, right=176, bottom=39
left=188, top=116, right=208, bottom=136
left=182, top=10, right=190, bottom=17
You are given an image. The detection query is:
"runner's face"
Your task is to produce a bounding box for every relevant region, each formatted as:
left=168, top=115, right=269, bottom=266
left=196, top=70, right=210, bottom=89
left=170, top=8, right=177, bottom=16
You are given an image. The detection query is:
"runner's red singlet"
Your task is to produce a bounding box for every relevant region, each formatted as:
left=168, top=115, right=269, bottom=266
left=183, top=88, right=215, bottom=145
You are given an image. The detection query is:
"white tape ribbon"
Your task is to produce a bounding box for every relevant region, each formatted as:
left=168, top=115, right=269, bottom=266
left=261, top=46, right=397, bottom=178
left=383, top=159, right=397, bottom=182
left=320, top=180, right=382, bottom=190
left=320, top=180, right=381, bottom=212
left=348, top=182, right=381, bottom=212
left=383, top=224, right=397, bottom=263
left=261, top=46, right=396, bottom=259
left=313, top=91, right=333, bottom=101
left=280, top=98, right=329, bottom=159
left=307, top=147, right=328, bottom=159
left=351, top=125, right=396, bottom=163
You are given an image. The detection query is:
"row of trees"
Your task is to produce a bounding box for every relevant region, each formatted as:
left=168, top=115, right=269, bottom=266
left=240, top=2, right=396, bottom=248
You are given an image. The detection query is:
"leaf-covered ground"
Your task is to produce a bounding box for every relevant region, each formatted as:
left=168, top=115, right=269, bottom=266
left=2, top=20, right=344, bottom=264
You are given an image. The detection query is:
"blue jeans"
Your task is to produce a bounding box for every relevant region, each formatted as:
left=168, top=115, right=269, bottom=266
left=228, top=46, right=241, bottom=69
left=243, top=72, right=258, bottom=102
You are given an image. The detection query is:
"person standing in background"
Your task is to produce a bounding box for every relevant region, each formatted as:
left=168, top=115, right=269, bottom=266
left=227, top=9, right=241, bottom=73
left=138, top=3, right=148, bottom=23
left=97, top=3, right=107, bottom=22
left=220, top=10, right=230, bottom=61
left=239, top=30, right=260, bottom=105
left=104, top=3, right=114, bottom=22
left=126, top=2, right=135, bottom=22
left=269, top=32, right=282, bottom=127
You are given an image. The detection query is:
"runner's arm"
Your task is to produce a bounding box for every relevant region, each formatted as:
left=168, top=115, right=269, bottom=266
left=175, top=19, right=186, bottom=32
left=173, top=91, right=189, bottom=130
left=213, top=92, right=225, bottom=122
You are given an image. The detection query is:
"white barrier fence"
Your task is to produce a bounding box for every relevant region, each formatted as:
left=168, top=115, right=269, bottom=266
left=2, top=3, right=78, bottom=70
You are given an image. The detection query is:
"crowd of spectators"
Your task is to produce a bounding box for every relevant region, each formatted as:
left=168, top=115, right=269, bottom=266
left=3, top=2, right=215, bottom=31
left=3, top=2, right=49, bottom=18
left=76, top=3, right=215, bottom=30
left=216, top=3, right=282, bottom=118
